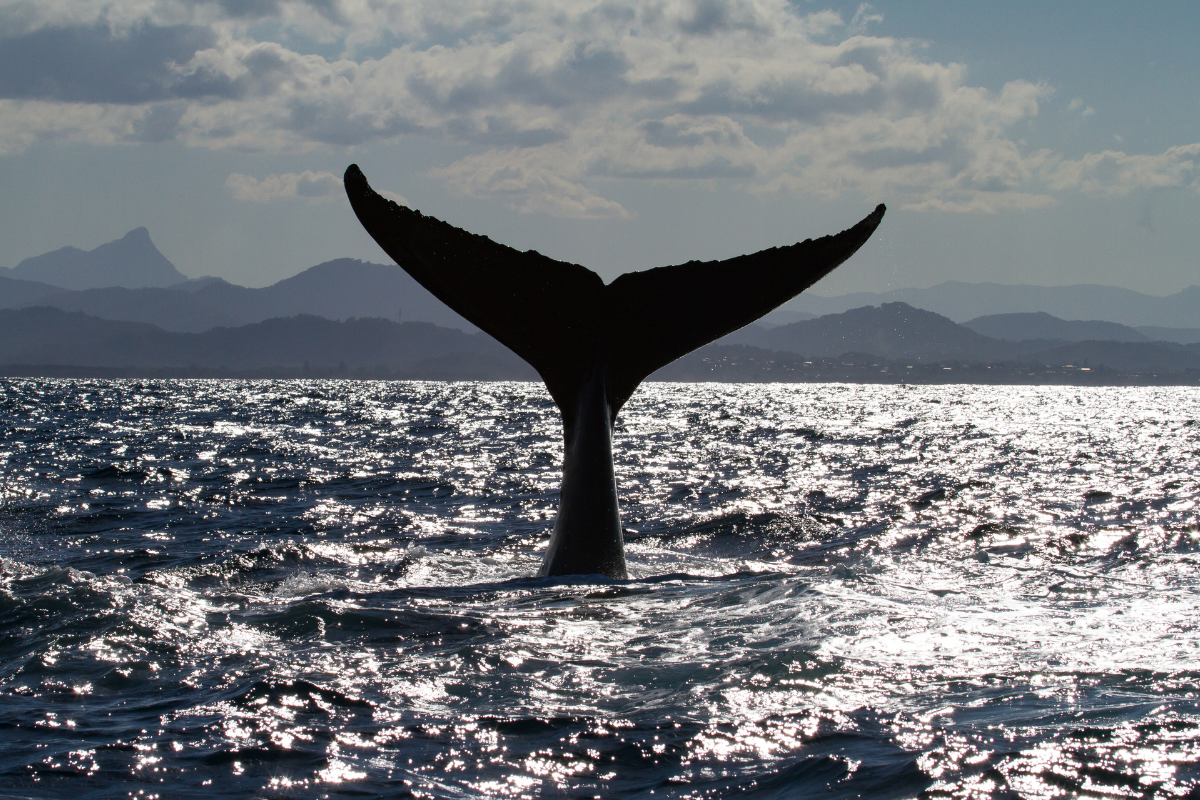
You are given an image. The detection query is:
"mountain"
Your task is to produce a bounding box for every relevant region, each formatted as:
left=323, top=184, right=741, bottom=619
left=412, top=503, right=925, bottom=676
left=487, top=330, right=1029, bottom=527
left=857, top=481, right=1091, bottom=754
left=722, top=303, right=1200, bottom=372
left=726, top=302, right=1035, bottom=362
left=0, top=274, right=69, bottom=306
left=0, top=304, right=1196, bottom=382
left=0, top=307, right=529, bottom=378
left=9, top=228, right=187, bottom=289
left=12, top=231, right=1199, bottom=338
left=189, top=259, right=476, bottom=331
left=757, top=308, right=817, bottom=327
left=171, top=276, right=231, bottom=293
left=0, top=257, right=476, bottom=333
left=783, top=281, right=1200, bottom=328
left=12, top=229, right=1200, bottom=338
left=1136, top=326, right=1200, bottom=345
left=962, top=312, right=1148, bottom=342
left=1023, top=340, right=1200, bottom=374
left=22, top=285, right=247, bottom=332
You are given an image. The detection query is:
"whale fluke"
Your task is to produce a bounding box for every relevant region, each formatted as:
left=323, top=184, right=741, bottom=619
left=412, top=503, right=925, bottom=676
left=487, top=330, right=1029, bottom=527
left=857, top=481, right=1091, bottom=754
left=344, top=163, right=884, bottom=579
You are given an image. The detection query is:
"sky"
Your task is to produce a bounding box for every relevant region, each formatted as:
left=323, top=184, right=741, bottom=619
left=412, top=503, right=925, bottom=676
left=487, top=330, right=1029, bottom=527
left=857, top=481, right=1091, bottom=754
left=0, top=0, right=1197, bottom=293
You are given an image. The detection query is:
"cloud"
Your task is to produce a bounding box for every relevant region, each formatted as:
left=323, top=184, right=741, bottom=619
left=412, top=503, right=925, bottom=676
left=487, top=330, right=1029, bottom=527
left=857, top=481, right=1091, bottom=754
left=849, top=3, right=884, bottom=35
left=0, top=99, right=148, bottom=154
left=1067, top=97, right=1095, bottom=117
left=677, top=0, right=771, bottom=36
left=225, top=170, right=344, bottom=201
left=376, top=188, right=410, bottom=206
left=435, top=150, right=629, bottom=218
left=2, top=0, right=1197, bottom=215
left=0, top=22, right=216, bottom=103
left=1038, top=143, right=1200, bottom=197
left=899, top=191, right=1058, bottom=214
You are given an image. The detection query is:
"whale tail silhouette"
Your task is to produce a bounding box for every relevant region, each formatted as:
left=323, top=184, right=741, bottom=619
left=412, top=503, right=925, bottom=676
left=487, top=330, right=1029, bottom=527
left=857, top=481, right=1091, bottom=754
left=344, top=164, right=884, bottom=428
left=344, top=163, right=884, bottom=578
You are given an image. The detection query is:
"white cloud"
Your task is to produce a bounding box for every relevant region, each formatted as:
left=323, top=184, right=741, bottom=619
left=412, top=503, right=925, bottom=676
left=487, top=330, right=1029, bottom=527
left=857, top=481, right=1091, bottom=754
left=1067, top=97, right=1095, bottom=118
left=2, top=0, right=1197, bottom=215
left=849, top=3, right=884, bottom=35
left=434, top=150, right=629, bottom=218
left=0, top=99, right=146, bottom=154
left=226, top=169, right=343, bottom=201
left=377, top=189, right=409, bottom=206
left=1038, top=143, right=1200, bottom=197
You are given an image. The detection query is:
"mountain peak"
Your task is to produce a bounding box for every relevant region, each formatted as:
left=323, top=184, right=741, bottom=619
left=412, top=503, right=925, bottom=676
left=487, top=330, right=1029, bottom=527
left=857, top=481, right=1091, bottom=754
left=11, top=229, right=187, bottom=290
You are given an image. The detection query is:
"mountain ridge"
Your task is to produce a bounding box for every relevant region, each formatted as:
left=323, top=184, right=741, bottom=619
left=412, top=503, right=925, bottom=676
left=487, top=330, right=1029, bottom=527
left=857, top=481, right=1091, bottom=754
left=9, top=227, right=187, bottom=289
left=0, top=307, right=526, bottom=379
left=962, top=312, right=1150, bottom=343
left=0, top=255, right=477, bottom=333
left=10, top=228, right=1200, bottom=339
left=2, top=302, right=1196, bottom=384
left=785, top=280, right=1200, bottom=329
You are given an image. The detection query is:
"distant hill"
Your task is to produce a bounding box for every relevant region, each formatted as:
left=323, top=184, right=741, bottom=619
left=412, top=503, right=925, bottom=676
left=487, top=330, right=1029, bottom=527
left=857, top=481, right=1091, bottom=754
left=0, top=257, right=476, bottom=333
left=784, top=281, right=1200, bottom=330
left=171, top=276, right=231, bottom=293
left=1, top=304, right=1195, bottom=383
left=1024, top=340, right=1200, bottom=374
left=9, top=228, right=187, bottom=289
left=0, top=308, right=528, bottom=379
left=188, top=259, right=476, bottom=331
left=721, top=302, right=1200, bottom=373
left=13, top=284, right=250, bottom=332
left=725, top=302, right=1036, bottom=362
left=0, top=274, right=69, bottom=306
left=4, top=230, right=475, bottom=331
left=1136, top=326, right=1200, bottom=345
left=963, top=312, right=1148, bottom=343
left=12, top=231, right=1200, bottom=339
left=757, top=308, right=817, bottom=327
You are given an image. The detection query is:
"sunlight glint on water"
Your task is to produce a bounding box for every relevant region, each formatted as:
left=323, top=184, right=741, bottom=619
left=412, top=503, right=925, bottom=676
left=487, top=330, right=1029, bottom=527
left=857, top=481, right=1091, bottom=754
left=0, top=379, right=1198, bottom=797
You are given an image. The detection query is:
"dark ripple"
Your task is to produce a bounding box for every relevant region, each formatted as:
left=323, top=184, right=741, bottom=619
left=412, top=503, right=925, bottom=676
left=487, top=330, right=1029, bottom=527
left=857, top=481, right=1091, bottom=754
left=1, top=380, right=1199, bottom=797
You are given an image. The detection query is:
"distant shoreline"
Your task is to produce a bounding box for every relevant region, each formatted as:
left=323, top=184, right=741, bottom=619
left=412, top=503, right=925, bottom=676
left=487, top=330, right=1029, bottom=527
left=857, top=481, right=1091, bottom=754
left=2, top=350, right=1197, bottom=387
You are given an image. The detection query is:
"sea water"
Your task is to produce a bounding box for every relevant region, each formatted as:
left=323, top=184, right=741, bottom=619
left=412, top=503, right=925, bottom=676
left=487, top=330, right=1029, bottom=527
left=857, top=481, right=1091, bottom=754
left=1, top=379, right=1198, bottom=798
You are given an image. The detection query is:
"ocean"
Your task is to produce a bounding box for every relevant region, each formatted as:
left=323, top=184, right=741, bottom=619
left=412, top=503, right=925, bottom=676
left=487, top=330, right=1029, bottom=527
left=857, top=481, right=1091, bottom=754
left=1, top=379, right=1198, bottom=798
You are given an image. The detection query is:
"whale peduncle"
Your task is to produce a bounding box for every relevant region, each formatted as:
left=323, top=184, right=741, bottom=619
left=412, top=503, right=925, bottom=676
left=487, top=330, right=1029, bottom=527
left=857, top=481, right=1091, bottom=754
left=539, top=351, right=626, bottom=579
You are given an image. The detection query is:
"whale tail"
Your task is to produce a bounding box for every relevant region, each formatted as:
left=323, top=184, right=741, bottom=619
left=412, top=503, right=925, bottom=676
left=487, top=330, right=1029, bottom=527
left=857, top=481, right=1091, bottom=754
left=343, top=164, right=885, bottom=428
left=346, top=163, right=884, bottom=578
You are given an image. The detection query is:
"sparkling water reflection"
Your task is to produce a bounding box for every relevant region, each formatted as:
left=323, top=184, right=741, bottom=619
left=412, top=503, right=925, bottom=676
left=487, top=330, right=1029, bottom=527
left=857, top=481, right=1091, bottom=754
left=1, top=379, right=1199, bottom=797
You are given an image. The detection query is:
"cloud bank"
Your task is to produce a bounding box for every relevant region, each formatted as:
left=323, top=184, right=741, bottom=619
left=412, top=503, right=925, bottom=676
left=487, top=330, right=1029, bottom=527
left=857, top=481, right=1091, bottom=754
left=2, top=0, right=1196, bottom=216
left=225, top=169, right=342, bottom=201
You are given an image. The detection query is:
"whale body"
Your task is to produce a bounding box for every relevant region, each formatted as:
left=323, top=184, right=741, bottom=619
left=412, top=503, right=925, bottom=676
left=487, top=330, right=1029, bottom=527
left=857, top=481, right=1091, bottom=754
left=344, top=164, right=885, bottom=579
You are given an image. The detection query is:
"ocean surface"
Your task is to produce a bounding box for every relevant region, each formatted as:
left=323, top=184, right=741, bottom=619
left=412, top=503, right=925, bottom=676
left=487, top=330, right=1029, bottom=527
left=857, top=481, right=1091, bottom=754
left=1, top=379, right=1199, bottom=799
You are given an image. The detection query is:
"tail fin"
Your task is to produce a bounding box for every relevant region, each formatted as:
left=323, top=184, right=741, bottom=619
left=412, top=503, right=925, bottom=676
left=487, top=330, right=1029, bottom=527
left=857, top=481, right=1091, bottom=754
left=344, top=164, right=884, bottom=419
left=602, top=205, right=885, bottom=411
